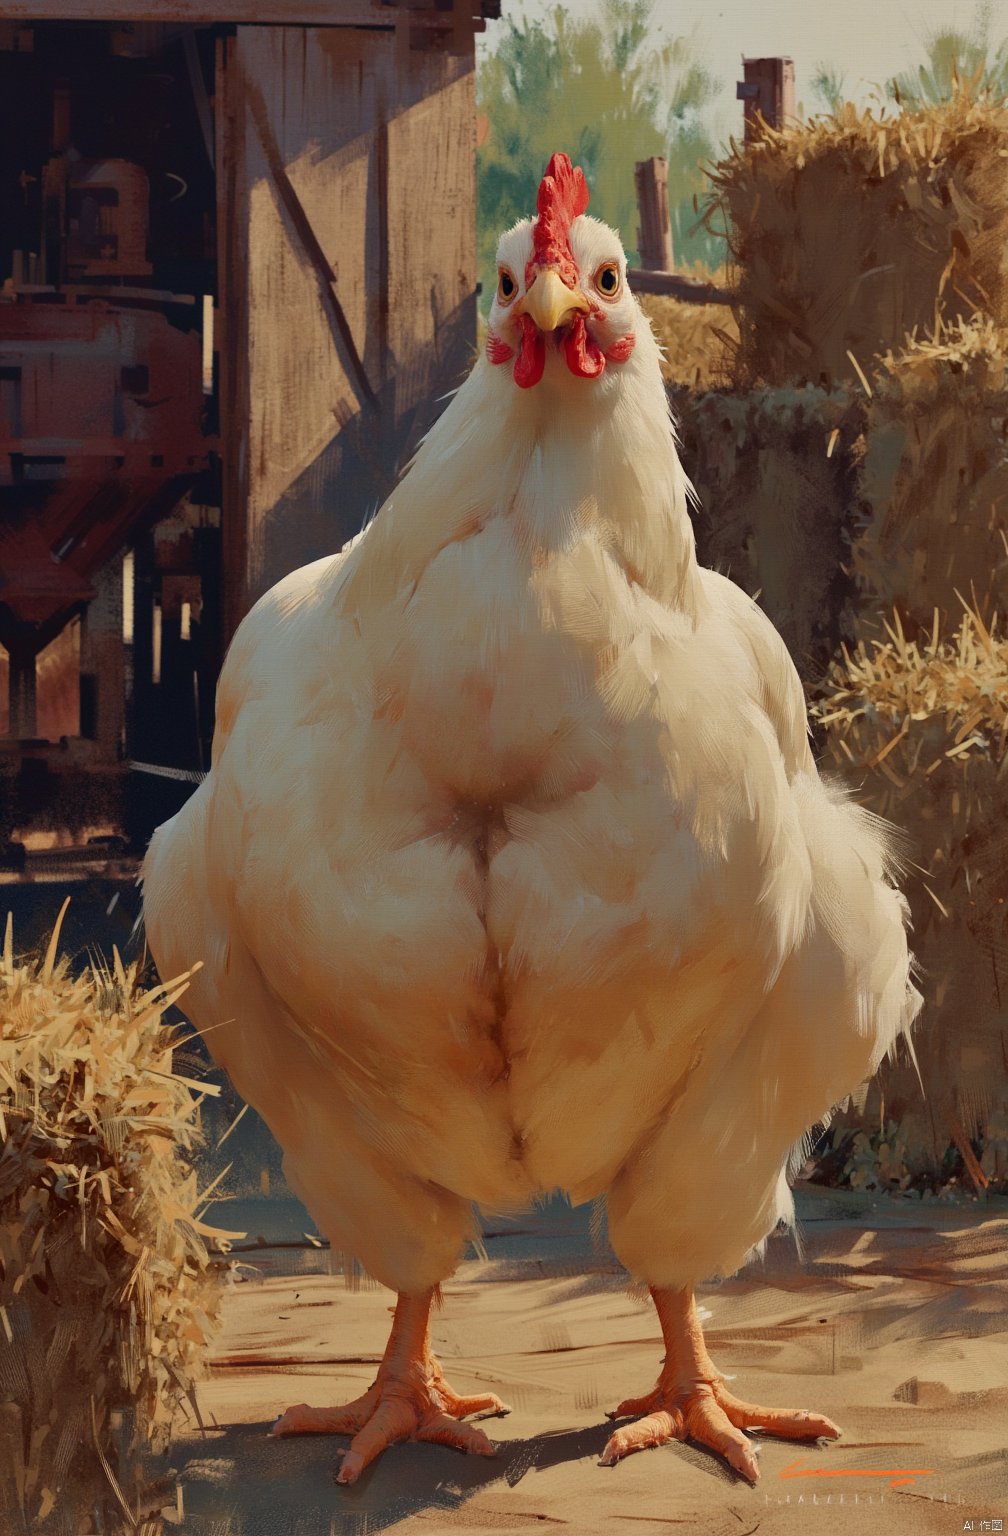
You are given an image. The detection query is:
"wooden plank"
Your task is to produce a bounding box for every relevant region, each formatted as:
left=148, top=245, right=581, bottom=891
left=626, top=268, right=733, bottom=305
left=215, top=31, right=251, bottom=651
left=0, top=0, right=487, bottom=24
left=242, top=68, right=379, bottom=415
left=385, top=52, right=476, bottom=438
left=0, top=1, right=390, bottom=22
left=216, top=23, right=477, bottom=637
left=239, top=24, right=381, bottom=611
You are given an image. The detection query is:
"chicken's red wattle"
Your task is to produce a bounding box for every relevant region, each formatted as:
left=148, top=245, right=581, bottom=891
left=513, top=313, right=546, bottom=389
left=564, top=313, right=606, bottom=379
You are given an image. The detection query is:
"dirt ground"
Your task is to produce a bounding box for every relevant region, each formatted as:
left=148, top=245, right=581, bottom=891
left=158, top=1185, right=1008, bottom=1536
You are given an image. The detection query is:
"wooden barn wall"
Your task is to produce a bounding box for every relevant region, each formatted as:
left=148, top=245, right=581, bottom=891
left=216, top=25, right=476, bottom=639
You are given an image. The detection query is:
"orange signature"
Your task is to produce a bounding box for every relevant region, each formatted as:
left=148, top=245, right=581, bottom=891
left=779, top=1458, right=936, bottom=1490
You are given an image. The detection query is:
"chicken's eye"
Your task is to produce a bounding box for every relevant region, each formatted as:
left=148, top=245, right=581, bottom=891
left=497, top=267, right=517, bottom=305
left=594, top=263, right=621, bottom=299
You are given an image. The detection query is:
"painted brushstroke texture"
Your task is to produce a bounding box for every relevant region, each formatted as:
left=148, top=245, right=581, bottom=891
left=142, top=207, right=919, bottom=1302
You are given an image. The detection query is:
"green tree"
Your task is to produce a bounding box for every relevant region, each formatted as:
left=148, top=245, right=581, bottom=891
left=477, top=0, right=723, bottom=306
left=888, top=0, right=1008, bottom=105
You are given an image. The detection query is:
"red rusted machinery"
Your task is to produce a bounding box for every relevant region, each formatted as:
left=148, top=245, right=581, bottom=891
left=0, top=298, right=209, bottom=728
left=0, top=46, right=218, bottom=856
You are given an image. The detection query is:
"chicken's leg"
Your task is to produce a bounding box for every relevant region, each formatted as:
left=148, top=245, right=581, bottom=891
left=600, top=1286, right=839, bottom=1482
left=270, top=1287, right=510, bottom=1484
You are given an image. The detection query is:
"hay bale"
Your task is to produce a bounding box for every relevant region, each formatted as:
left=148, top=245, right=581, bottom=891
left=639, top=293, right=738, bottom=392
left=810, top=605, right=1008, bottom=1180
left=853, top=314, right=1008, bottom=630
left=670, top=319, right=1008, bottom=681
left=675, top=383, right=863, bottom=679
left=0, top=901, right=234, bottom=1533
left=707, top=88, right=1008, bottom=388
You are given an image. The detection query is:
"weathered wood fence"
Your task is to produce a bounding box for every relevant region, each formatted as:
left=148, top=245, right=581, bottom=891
left=627, top=59, right=793, bottom=307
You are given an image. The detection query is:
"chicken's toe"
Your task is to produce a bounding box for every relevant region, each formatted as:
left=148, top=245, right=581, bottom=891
left=601, top=1376, right=838, bottom=1483
left=335, top=1395, right=422, bottom=1484
left=605, top=1388, right=661, bottom=1422
left=683, top=1390, right=762, bottom=1482
left=601, top=1286, right=840, bottom=1483
left=268, top=1290, right=509, bottom=1483
left=413, top=1412, right=499, bottom=1455
left=717, top=1389, right=841, bottom=1442
left=333, top=1379, right=501, bottom=1485
left=271, top=1387, right=377, bottom=1438
left=430, top=1367, right=511, bottom=1421
left=600, top=1409, right=678, bottom=1465
left=600, top=1386, right=761, bottom=1482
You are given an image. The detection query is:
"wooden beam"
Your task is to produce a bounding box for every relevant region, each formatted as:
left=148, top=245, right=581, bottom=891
left=8, top=649, right=37, bottom=739
left=627, top=268, right=733, bottom=306
left=243, top=71, right=379, bottom=414
left=0, top=0, right=486, bottom=23
left=215, top=30, right=249, bottom=652
left=0, top=1, right=392, bottom=23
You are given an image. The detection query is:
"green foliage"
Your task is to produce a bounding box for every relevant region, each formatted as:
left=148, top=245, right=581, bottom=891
left=888, top=0, right=1008, bottom=106
left=477, top=0, right=724, bottom=306
left=810, top=62, right=846, bottom=115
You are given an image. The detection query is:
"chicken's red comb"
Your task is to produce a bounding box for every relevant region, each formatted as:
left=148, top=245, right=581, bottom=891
left=528, top=152, right=590, bottom=288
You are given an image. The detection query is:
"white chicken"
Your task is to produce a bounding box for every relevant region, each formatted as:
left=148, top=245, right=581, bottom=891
left=142, top=153, right=920, bottom=1486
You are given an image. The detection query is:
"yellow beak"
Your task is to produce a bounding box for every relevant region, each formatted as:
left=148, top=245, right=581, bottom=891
left=515, top=267, right=590, bottom=333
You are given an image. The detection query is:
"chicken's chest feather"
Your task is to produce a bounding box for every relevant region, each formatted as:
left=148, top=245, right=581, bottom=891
left=218, top=519, right=809, bottom=1201
left=374, top=517, right=676, bottom=803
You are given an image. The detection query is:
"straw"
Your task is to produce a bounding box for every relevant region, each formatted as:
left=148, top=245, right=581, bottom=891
left=0, top=910, right=235, bottom=1532
left=810, top=603, right=1008, bottom=1174
left=703, top=83, right=1008, bottom=388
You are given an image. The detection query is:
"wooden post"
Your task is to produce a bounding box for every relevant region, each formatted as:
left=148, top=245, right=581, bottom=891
left=737, top=56, right=795, bottom=143
left=214, top=30, right=250, bottom=652
left=634, top=156, right=673, bottom=272
left=79, top=556, right=125, bottom=757
left=8, top=646, right=37, bottom=738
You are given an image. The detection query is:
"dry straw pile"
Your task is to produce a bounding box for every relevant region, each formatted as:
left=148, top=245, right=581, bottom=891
left=811, top=604, right=1008, bottom=1187
left=0, top=901, right=231, bottom=1533
left=639, top=291, right=738, bottom=392
left=707, top=88, right=1008, bottom=388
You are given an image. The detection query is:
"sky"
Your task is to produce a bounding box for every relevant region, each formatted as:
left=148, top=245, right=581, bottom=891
left=478, top=0, right=1008, bottom=148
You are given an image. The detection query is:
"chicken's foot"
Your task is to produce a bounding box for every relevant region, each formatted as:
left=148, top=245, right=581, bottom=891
left=270, top=1287, right=511, bottom=1484
left=600, top=1285, right=840, bottom=1483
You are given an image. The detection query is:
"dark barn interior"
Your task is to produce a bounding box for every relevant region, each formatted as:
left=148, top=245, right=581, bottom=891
left=0, top=21, right=221, bottom=859
left=0, top=1, right=488, bottom=871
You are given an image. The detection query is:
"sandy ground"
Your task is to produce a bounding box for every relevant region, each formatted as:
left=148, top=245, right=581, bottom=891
left=158, top=1186, right=1008, bottom=1536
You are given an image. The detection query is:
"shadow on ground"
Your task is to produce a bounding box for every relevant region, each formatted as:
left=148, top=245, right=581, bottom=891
left=157, top=1418, right=613, bottom=1534
left=156, top=1409, right=767, bottom=1534
left=147, top=1190, right=1008, bottom=1535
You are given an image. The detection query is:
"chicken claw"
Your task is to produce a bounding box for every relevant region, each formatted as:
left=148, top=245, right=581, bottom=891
left=269, top=1288, right=511, bottom=1484
left=600, top=1286, right=840, bottom=1484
